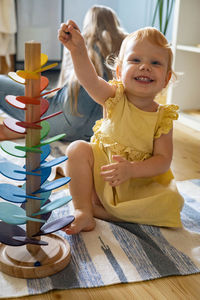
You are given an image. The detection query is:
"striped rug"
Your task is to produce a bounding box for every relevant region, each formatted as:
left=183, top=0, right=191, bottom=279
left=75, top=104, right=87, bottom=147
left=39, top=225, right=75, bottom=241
left=0, top=179, right=200, bottom=298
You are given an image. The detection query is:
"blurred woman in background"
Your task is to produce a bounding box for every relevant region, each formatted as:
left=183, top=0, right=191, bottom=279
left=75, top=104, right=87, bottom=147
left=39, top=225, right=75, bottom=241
left=0, top=5, right=127, bottom=141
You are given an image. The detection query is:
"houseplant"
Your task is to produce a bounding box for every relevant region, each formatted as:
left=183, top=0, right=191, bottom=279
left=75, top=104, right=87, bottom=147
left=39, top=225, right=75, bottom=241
left=151, top=0, right=175, bottom=35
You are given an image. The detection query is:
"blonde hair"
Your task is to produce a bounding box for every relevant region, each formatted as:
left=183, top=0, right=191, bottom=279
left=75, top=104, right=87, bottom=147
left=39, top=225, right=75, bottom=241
left=109, top=27, right=174, bottom=80
left=57, top=5, right=127, bottom=115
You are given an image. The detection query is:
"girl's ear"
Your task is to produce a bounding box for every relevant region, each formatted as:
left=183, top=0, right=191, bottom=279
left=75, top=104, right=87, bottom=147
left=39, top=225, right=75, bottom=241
left=164, top=71, right=172, bottom=87
left=116, top=64, right=121, bottom=80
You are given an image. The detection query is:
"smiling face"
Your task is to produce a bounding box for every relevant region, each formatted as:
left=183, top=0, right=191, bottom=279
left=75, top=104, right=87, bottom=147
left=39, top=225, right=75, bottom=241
left=117, top=37, right=171, bottom=103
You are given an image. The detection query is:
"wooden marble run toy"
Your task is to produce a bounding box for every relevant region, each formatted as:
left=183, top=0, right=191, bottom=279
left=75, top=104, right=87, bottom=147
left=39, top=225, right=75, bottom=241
left=0, top=42, right=74, bottom=278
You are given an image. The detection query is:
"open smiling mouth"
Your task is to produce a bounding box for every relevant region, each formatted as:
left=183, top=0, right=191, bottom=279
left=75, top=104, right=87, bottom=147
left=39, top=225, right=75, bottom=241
left=134, top=76, right=154, bottom=83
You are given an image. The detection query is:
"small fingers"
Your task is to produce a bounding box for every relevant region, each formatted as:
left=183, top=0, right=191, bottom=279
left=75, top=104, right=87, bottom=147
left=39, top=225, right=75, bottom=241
left=101, top=163, right=118, bottom=172
left=100, top=169, right=116, bottom=177
left=101, top=172, right=119, bottom=184
left=66, top=20, right=80, bottom=32
left=58, top=24, right=69, bottom=42
left=58, top=21, right=80, bottom=42
left=58, top=30, right=68, bottom=42
left=110, top=179, right=121, bottom=187
left=60, top=20, right=79, bottom=33
left=103, top=176, right=117, bottom=183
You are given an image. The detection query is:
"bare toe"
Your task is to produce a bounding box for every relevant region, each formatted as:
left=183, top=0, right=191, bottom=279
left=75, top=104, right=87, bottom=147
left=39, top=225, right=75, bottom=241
left=63, top=210, right=96, bottom=235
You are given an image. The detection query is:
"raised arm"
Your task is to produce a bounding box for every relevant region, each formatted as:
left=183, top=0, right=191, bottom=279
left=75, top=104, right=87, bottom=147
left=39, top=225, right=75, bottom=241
left=58, top=20, right=115, bottom=105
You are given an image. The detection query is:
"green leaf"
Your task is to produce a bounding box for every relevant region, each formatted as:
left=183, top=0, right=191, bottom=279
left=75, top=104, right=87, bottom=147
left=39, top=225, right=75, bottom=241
left=163, top=0, right=175, bottom=35
left=151, top=0, right=175, bottom=35
left=159, top=0, right=164, bottom=33
left=152, top=0, right=161, bottom=27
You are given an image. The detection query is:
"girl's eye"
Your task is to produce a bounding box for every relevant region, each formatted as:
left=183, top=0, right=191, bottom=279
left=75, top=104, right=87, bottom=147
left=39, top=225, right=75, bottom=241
left=132, top=58, right=140, bottom=63
left=152, top=61, right=161, bottom=65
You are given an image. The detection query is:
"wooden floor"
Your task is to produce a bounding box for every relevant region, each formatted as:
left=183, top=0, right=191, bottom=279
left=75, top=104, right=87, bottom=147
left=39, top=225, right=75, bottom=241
left=7, top=121, right=200, bottom=300
left=172, top=121, right=200, bottom=181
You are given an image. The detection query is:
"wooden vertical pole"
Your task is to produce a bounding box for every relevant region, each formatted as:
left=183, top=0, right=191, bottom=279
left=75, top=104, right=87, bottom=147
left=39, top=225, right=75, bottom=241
left=25, top=42, right=41, bottom=254
left=0, top=42, right=71, bottom=279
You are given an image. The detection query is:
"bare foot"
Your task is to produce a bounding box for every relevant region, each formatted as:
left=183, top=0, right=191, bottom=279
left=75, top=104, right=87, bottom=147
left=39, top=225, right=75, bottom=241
left=63, top=209, right=96, bottom=235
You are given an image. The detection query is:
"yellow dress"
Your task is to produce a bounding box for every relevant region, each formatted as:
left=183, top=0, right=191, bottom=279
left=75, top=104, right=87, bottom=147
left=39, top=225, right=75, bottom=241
left=91, top=81, right=184, bottom=228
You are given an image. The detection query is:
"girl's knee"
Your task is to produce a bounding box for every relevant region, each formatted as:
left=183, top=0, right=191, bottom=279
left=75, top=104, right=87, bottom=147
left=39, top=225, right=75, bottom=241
left=66, top=140, right=93, bottom=159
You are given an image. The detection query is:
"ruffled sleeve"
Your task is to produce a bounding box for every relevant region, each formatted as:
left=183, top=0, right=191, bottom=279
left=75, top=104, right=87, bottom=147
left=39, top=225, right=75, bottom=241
left=154, top=104, right=179, bottom=139
left=105, top=80, right=124, bottom=118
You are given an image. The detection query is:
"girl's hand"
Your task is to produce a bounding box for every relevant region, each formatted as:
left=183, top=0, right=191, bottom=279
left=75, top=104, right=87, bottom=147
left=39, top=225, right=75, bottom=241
left=58, top=20, right=84, bottom=52
left=58, top=20, right=115, bottom=105
left=100, top=155, right=133, bottom=186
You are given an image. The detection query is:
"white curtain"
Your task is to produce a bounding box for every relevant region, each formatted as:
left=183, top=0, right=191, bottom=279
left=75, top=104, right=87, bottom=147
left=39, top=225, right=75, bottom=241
left=0, top=0, right=17, bottom=67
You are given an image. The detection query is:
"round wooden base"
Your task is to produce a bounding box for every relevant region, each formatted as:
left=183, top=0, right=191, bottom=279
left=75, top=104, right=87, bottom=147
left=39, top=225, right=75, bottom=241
left=0, top=234, right=71, bottom=278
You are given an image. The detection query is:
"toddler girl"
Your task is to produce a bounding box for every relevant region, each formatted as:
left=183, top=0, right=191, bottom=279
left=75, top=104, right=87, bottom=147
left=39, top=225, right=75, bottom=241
left=58, top=21, right=184, bottom=234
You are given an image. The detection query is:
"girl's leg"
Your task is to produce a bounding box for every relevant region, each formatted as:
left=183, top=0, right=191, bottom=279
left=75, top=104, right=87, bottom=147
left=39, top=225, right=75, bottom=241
left=64, top=140, right=96, bottom=234
left=92, top=190, right=122, bottom=222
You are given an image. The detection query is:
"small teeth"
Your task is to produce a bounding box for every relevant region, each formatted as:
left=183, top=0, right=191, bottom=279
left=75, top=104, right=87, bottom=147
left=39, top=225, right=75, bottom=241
left=135, top=77, right=153, bottom=82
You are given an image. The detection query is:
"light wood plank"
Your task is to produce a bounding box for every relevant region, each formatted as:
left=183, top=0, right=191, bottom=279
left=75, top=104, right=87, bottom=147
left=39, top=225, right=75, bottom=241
left=24, top=42, right=42, bottom=251
left=172, top=122, right=200, bottom=181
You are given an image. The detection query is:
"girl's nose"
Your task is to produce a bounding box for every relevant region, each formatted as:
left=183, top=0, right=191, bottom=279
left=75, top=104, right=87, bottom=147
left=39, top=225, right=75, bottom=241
left=139, top=63, right=151, bottom=71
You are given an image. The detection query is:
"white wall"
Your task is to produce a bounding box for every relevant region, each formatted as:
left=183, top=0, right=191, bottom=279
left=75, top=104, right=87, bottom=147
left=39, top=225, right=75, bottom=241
left=117, top=0, right=152, bottom=33
left=16, top=0, right=62, bottom=61
left=64, top=0, right=174, bottom=41
left=16, top=0, right=175, bottom=61
left=64, top=0, right=119, bottom=29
